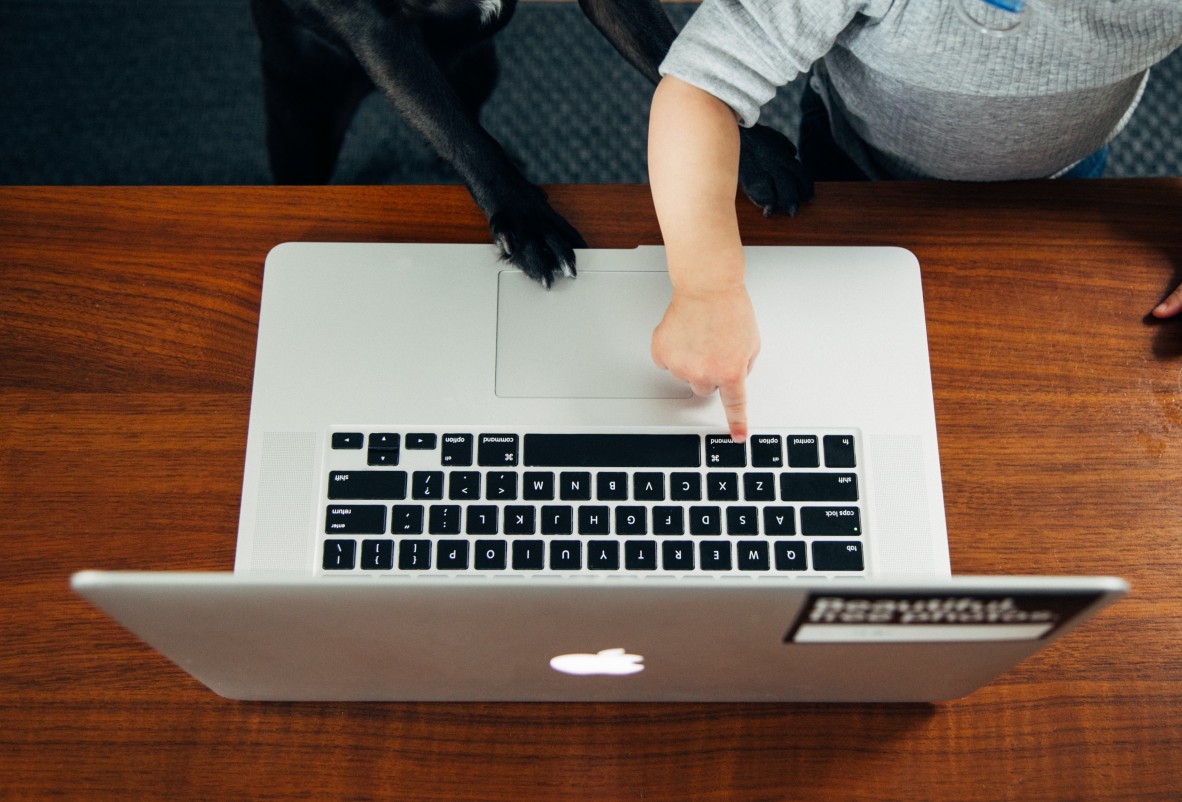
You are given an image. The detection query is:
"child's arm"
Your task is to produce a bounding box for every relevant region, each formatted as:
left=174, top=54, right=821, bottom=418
left=648, top=75, right=760, bottom=442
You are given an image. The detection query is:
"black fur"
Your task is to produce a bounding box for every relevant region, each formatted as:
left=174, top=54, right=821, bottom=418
left=252, top=0, right=812, bottom=287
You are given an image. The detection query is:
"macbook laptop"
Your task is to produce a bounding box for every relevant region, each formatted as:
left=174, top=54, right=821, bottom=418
left=72, top=243, right=1126, bottom=701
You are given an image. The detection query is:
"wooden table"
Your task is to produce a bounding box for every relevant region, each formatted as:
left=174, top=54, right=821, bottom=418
left=2, top=182, right=1180, bottom=800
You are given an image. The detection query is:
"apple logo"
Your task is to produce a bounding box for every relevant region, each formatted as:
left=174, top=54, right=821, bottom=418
left=549, top=648, right=645, bottom=676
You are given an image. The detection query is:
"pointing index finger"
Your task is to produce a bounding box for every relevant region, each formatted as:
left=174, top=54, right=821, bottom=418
left=719, top=377, right=748, bottom=443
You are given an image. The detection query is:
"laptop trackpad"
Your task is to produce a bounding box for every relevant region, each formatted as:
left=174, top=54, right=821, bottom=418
left=495, top=271, right=692, bottom=399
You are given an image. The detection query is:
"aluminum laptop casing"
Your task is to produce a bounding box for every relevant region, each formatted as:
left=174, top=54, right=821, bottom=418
left=233, top=244, right=949, bottom=579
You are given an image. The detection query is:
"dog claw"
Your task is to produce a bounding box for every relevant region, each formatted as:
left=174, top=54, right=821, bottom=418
left=488, top=190, right=584, bottom=289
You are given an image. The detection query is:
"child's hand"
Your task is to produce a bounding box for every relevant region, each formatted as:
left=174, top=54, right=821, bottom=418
left=651, top=284, right=760, bottom=442
left=1151, top=282, right=1182, bottom=318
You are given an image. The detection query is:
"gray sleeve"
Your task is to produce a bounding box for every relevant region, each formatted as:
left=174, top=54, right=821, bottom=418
left=659, top=0, right=892, bottom=127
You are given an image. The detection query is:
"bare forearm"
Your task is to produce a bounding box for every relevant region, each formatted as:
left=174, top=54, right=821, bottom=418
left=648, top=76, right=745, bottom=293
left=648, top=76, right=758, bottom=440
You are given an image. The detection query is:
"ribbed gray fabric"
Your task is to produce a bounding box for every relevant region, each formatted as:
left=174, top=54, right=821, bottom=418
left=660, top=0, right=1182, bottom=180
left=0, top=0, right=1176, bottom=185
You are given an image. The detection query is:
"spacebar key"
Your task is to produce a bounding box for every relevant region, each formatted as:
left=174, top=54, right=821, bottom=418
left=524, top=434, right=701, bottom=467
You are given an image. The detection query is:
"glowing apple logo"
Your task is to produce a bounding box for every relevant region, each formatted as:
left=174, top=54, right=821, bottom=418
left=549, top=648, right=645, bottom=676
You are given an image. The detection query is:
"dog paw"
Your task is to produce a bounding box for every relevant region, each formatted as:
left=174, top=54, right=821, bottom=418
left=489, top=196, right=587, bottom=289
left=738, top=124, right=815, bottom=218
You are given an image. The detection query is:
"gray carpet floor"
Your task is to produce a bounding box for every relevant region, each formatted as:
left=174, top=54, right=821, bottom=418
left=1, top=1, right=1178, bottom=186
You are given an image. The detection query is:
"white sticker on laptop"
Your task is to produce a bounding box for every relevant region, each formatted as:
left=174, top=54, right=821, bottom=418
left=785, top=592, right=1102, bottom=644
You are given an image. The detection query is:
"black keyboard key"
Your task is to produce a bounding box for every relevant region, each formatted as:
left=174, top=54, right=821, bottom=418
left=524, top=434, right=701, bottom=467
left=801, top=506, right=862, bottom=536
left=360, top=539, right=394, bottom=570
left=390, top=504, right=424, bottom=534
left=823, top=435, right=857, bottom=468
left=368, top=437, right=401, bottom=467
left=750, top=435, right=783, bottom=467
left=437, top=539, right=470, bottom=569
left=689, top=506, right=722, bottom=536
left=370, top=433, right=400, bottom=450
left=787, top=435, right=820, bottom=467
left=428, top=505, right=461, bottom=535
left=549, top=542, right=582, bottom=570
left=560, top=471, right=592, bottom=500
left=662, top=541, right=695, bottom=570
left=589, top=540, right=620, bottom=570
left=523, top=471, right=555, bottom=500
left=597, top=472, right=628, bottom=500
left=578, top=506, right=610, bottom=535
left=486, top=471, right=518, bottom=500
left=398, top=539, right=432, bottom=570
left=615, top=506, right=647, bottom=535
left=670, top=472, right=702, bottom=501
left=411, top=471, right=444, bottom=500
left=367, top=450, right=399, bottom=467
left=781, top=473, right=859, bottom=502
left=633, top=472, right=665, bottom=500
left=325, top=505, right=386, bottom=535
left=328, top=471, right=408, bottom=500
left=478, top=434, right=519, bottom=467
left=625, top=541, right=657, bottom=570
left=742, top=472, right=776, bottom=501
left=699, top=541, right=732, bottom=570
left=763, top=506, right=796, bottom=535
left=323, top=539, right=356, bottom=570
left=812, top=541, right=864, bottom=571
left=707, top=472, right=739, bottom=501
left=447, top=471, right=480, bottom=500
left=465, top=505, right=498, bottom=535
left=541, top=505, right=573, bottom=535
left=737, top=541, right=770, bottom=571
left=511, top=540, right=545, bottom=570
left=773, top=540, right=808, bottom=571
left=726, top=506, right=759, bottom=535
left=475, top=540, right=507, bottom=570
left=504, top=505, right=536, bottom=535
left=441, top=433, right=474, bottom=466
left=368, top=434, right=400, bottom=465
left=332, top=432, right=364, bottom=450
left=406, top=433, right=437, bottom=449
left=706, top=435, right=746, bottom=467
left=652, top=506, right=685, bottom=535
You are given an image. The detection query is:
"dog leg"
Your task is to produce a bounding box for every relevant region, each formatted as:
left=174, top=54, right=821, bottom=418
left=578, top=0, right=813, bottom=216
left=252, top=0, right=374, bottom=184
left=309, top=1, right=584, bottom=287
left=736, top=124, right=815, bottom=217
left=442, top=38, right=500, bottom=123
left=576, top=0, right=675, bottom=83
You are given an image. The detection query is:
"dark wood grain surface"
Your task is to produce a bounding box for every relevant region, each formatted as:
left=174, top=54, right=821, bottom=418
left=2, top=182, right=1180, bottom=800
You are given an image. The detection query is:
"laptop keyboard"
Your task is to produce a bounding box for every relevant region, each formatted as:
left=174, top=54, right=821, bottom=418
left=320, top=428, right=866, bottom=577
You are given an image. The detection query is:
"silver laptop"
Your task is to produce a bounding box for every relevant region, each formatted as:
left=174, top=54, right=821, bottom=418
left=72, top=243, right=1126, bottom=701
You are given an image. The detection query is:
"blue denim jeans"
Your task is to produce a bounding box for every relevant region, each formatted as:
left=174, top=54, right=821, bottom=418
left=1057, top=146, right=1109, bottom=179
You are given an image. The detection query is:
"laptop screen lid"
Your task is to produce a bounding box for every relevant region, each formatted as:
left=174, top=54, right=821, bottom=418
left=71, top=571, right=1127, bottom=702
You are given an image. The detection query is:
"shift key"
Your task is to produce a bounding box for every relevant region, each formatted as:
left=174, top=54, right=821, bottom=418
left=780, top=473, right=858, bottom=501
left=800, top=506, right=862, bottom=536
left=328, top=470, right=407, bottom=500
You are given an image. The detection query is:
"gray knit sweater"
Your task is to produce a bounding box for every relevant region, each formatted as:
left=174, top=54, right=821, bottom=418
left=659, top=0, right=1182, bottom=179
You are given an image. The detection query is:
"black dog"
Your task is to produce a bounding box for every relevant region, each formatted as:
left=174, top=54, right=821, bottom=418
left=252, top=0, right=812, bottom=287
